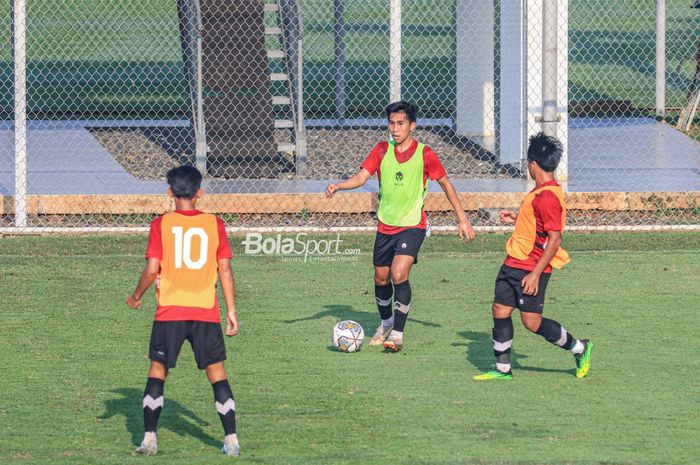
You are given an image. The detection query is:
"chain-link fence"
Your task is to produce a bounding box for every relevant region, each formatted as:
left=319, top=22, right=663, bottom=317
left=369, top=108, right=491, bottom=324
left=1, top=0, right=698, bottom=231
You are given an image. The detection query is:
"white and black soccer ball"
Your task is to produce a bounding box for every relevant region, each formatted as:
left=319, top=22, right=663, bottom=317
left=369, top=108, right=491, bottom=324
left=331, top=320, right=364, bottom=353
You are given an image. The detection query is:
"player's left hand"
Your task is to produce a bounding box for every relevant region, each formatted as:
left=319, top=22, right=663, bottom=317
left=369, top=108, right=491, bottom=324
left=521, top=272, right=540, bottom=296
left=226, top=311, right=239, bottom=336
left=458, top=219, right=475, bottom=242
left=126, top=294, right=142, bottom=309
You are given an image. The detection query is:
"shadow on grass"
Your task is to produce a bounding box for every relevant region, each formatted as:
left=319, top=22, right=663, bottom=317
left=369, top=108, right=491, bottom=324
left=453, top=331, right=524, bottom=371
left=98, top=388, right=219, bottom=448
left=516, top=364, right=576, bottom=375
left=455, top=331, right=575, bottom=375
left=284, top=304, right=442, bottom=330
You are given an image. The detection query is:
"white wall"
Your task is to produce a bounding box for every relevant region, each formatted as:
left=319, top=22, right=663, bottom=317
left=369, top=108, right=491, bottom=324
left=455, top=0, right=494, bottom=137
left=499, top=0, right=526, bottom=166
left=455, top=0, right=569, bottom=172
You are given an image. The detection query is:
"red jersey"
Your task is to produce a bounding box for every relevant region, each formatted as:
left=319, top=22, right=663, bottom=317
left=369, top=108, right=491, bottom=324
left=504, top=180, right=564, bottom=273
left=146, top=210, right=232, bottom=322
left=360, top=139, right=447, bottom=235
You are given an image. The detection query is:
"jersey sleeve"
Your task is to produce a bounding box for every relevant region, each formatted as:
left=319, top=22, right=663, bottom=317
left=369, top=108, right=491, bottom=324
left=359, top=141, right=388, bottom=176
left=534, top=190, right=563, bottom=232
left=145, top=216, right=163, bottom=260
left=216, top=217, right=233, bottom=259
left=423, top=146, right=447, bottom=181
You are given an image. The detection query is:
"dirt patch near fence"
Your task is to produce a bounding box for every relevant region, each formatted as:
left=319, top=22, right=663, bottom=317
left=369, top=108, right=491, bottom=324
left=90, top=126, right=513, bottom=181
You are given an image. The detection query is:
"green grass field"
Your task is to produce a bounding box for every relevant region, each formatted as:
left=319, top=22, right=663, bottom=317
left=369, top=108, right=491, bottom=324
left=0, top=0, right=696, bottom=117
left=1, top=232, right=698, bottom=464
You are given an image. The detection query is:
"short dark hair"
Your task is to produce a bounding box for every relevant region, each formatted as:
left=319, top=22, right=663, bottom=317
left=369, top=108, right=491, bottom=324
left=166, top=165, right=202, bottom=199
left=385, top=100, right=418, bottom=123
left=527, top=132, right=563, bottom=172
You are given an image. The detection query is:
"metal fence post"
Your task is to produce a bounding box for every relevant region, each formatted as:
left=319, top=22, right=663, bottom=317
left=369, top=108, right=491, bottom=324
left=12, top=0, right=27, bottom=228
left=194, top=0, right=207, bottom=173
left=542, top=0, right=558, bottom=137
left=296, top=38, right=307, bottom=173
left=389, top=0, right=401, bottom=103
left=334, top=0, right=346, bottom=120
left=656, top=0, right=666, bottom=117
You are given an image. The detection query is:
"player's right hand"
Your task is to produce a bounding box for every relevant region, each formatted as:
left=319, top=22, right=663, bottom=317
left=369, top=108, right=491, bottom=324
left=458, top=219, right=475, bottom=242
left=126, top=294, right=142, bottom=309
left=326, top=183, right=338, bottom=198
left=499, top=210, right=518, bottom=224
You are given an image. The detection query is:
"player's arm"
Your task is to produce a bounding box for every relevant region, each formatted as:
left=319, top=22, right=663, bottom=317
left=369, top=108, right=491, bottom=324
left=436, top=175, right=475, bottom=241
left=218, top=257, right=239, bottom=337
left=326, top=169, right=372, bottom=197
left=521, top=230, right=562, bottom=296
left=126, top=258, right=160, bottom=309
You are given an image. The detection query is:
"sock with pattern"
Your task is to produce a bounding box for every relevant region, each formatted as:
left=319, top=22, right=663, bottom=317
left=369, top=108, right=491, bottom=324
left=536, top=317, right=583, bottom=354
left=375, top=283, right=394, bottom=329
left=392, top=280, right=412, bottom=333
left=492, top=317, right=514, bottom=373
left=213, top=379, right=237, bottom=436
left=142, top=377, right=164, bottom=434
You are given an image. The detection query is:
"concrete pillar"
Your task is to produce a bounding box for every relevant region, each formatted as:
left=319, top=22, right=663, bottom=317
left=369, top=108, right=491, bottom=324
left=499, top=0, right=526, bottom=167
left=455, top=0, right=494, bottom=137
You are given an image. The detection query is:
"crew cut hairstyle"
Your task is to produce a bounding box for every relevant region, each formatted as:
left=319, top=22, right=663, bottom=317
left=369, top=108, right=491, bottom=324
left=526, top=132, right=563, bottom=172
left=385, top=100, right=418, bottom=123
left=166, top=165, right=203, bottom=199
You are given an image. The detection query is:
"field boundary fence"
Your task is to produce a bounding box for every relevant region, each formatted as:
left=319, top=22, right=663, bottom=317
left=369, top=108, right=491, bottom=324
left=1, top=0, right=698, bottom=233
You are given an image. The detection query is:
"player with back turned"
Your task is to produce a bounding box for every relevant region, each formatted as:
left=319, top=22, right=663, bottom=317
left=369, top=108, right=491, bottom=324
left=126, top=165, right=241, bottom=456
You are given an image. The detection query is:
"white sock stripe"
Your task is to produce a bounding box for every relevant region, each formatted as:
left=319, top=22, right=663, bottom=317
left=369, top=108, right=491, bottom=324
left=394, top=302, right=410, bottom=314
left=493, top=339, right=513, bottom=352
left=216, top=398, right=236, bottom=415
left=571, top=339, right=585, bottom=354
left=143, top=395, right=164, bottom=410
left=375, top=297, right=392, bottom=306
left=496, top=362, right=511, bottom=372
left=556, top=326, right=568, bottom=347
left=381, top=317, right=394, bottom=329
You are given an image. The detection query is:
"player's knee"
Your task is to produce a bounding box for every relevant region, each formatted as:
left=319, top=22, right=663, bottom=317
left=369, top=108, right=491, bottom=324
left=374, top=267, right=390, bottom=285
left=521, top=314, right=542, bottom=333
left=523, top=321, right=540, bottom=333
left=205, top=362, right=228, bottom=384
left=492, top=303, right=512, bottom=319
left=374, top=274, right=390, bottom=285
left=149, top=361, right=168, bottom=380
left=390, top=269, right=409, bottom=283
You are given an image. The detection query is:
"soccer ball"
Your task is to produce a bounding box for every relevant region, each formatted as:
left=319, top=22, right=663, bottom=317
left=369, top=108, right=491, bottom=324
left=332, top=320, right=364, bottom=353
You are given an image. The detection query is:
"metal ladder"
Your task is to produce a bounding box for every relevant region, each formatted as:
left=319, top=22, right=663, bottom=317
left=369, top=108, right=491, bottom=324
left=677, top=35, right=700, bottom=133
left=677, top=80, right=700, bottom=133
left=264, top=0, right=307, bottom=174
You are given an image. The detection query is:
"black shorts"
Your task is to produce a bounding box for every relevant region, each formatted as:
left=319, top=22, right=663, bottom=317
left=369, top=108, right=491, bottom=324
left=149, top=321, right=227, bottom=370
left=373, top=228, right=426, bottom=267
left=493, top=264, right=551, bottom=313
